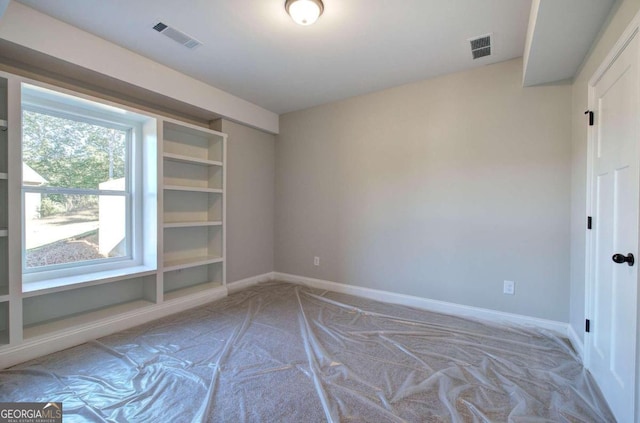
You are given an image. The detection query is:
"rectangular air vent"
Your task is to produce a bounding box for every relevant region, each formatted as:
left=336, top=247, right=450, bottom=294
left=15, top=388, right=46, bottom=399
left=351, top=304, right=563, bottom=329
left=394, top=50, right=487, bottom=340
left=469, top=34, right=491, bottom=60
left=153, top=21, right=202, bottom=50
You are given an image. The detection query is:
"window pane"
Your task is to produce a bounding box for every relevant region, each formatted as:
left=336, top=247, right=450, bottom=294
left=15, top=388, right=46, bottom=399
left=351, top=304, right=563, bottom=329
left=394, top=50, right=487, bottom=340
left=22, top=110, right=127, bottom=190
left=25, top=193, right=127, bottom=269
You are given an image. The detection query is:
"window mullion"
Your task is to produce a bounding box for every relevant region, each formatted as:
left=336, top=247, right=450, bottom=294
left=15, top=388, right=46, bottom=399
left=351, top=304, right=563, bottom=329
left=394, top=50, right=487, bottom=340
left=22, top=187, right=127, bottom=197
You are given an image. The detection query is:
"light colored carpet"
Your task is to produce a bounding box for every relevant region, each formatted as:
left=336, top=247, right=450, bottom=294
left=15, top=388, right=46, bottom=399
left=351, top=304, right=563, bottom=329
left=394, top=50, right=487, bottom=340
left=0, top=281, right=614, bottom=422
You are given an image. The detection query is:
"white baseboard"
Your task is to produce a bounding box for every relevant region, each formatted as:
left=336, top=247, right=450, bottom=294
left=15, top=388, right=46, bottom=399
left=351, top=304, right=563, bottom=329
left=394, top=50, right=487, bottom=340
left=566, top=323, right=584, bottom=360
left=227, top=272, right=275, bottom=293
left=273, top=272, right=570, bottom=336
left=0, top=286, right=227, bottom=369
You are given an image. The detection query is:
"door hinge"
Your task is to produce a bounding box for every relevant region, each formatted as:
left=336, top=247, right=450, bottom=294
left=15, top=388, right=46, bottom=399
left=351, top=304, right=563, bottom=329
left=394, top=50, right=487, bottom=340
left=585, top=319, right=591, bottom=333
left=587, top=216, right=592, bottom=230
left=584, top=110, right=594, bottom=126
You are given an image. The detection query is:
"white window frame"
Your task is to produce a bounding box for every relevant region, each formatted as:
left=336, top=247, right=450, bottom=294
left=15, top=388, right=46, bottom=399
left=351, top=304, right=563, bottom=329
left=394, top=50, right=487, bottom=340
left=21, top=85, right=144, bottom=284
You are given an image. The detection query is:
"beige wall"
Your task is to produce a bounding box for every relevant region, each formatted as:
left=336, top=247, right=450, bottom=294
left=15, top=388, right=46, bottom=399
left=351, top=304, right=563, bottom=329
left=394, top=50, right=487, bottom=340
left=569, top=0, right=640, bottom=343
left=219, top=120, right=275, bottom=283
left=276, top=58, right=572, bottom=322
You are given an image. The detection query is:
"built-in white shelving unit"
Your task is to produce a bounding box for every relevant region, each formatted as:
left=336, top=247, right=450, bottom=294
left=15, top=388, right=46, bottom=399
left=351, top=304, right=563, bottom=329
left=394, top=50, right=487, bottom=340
left=0, top=77, right=8, bottom=316
left=161, top=120, right=226, bottom=299
left=0, top=77, right=8, bottom=345
left=0, top=70, right=228, bottom=367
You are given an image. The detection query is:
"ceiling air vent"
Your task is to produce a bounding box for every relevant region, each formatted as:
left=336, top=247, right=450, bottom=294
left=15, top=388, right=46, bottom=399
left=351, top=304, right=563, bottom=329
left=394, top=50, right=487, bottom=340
left=153, top=21, right=203, bottom=50
left=469, top=34, right=491, bottom=59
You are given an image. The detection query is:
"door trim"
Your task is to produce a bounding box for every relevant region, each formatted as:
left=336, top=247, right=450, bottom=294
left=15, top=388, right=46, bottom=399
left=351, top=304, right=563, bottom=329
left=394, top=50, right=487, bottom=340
left=585, top=9, right=640, bottom=423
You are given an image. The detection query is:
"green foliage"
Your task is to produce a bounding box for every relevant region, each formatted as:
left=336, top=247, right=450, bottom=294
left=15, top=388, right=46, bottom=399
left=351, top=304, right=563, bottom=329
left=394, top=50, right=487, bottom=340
left=37, top=197, right=65, bottom=217
left=22, top=109, right=127, bottom=212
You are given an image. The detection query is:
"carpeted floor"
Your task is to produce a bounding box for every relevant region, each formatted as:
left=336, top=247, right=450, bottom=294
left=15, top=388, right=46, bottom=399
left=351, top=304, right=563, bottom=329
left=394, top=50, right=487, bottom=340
left=0, top=281, right=614, bottom=422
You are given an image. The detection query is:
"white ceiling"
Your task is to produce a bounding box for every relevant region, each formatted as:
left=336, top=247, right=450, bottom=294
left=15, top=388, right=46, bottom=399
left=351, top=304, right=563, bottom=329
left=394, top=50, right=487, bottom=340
left=15, top=0, right=533, bottom=114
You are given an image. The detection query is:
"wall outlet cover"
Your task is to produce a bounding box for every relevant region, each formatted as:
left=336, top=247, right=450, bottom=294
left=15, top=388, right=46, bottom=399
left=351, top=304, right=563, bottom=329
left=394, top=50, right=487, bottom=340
left=503, top=280, right=515, bottom=295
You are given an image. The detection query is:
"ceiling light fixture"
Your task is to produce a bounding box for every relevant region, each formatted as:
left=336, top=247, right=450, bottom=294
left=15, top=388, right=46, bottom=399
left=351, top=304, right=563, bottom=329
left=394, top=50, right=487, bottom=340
left=285, top=0, right=324, bottom=26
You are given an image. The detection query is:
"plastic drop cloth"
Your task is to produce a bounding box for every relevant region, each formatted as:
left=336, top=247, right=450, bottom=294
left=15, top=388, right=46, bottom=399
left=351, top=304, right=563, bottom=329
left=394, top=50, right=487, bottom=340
left=0, top=281, right=614, bottom=422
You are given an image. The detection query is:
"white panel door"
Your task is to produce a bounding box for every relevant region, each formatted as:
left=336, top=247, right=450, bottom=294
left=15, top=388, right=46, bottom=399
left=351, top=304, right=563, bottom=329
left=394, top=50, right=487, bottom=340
left=588, top=33, right=639, bottom=423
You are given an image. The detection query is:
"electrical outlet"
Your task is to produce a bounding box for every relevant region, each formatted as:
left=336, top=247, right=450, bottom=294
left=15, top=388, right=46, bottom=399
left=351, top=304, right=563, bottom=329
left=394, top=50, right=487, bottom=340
left=314, top=256, right=320, bottom=266
left=503, top=280, right=515, bottom=295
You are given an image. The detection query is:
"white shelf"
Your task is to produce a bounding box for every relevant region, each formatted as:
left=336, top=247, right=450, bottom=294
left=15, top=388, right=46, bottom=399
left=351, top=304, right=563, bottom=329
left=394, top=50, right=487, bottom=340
left=23, top=299, right=154, bottom=339
left=164, top=221, right=222, bottom=229
left=164, top=281, right=224, bottom=302
left=0, top=82, right=7, bottom=347
left=163, top=185, right=223, bottom=194
left=163, top=119, right=225, bottom=138
left=163, top=255, right=223, bottom=272
left=163, top=152, right=223, bottom=167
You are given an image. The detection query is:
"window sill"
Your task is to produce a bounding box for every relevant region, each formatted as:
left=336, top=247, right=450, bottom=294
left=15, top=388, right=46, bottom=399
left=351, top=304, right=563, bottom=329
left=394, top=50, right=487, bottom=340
left=22, top=265, right=157, bottom=298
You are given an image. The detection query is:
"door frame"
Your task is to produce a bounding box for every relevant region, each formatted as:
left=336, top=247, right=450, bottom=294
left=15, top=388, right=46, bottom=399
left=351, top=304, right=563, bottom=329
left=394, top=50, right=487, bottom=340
left=585, top=10, right=640, bottom=422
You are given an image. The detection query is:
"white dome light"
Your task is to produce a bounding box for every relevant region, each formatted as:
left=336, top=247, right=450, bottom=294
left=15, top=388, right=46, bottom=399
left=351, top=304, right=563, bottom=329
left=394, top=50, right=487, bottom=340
left=285, top=0, right=324, bottom=26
